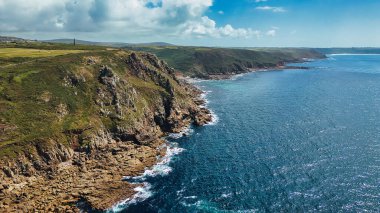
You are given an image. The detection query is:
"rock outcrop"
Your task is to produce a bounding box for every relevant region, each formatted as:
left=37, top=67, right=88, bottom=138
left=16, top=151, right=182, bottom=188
left=0, top=50, right=212, bottom=212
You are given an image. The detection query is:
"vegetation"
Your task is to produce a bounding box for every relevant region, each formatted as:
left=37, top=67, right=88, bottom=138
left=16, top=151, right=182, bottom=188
left=125, top=46, right=325, bottom=78
left=0, top=40, right=325, bottom=158
left=0, top=42, right=190, bottom=158
left=314, top=48, right=380, bottom=54
left=0, top=48, right=85, bottom=58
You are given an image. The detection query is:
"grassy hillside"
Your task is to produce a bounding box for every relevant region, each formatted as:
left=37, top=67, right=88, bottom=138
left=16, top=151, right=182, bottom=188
left=45, top=38, right=174, bottom=48
left=0, top=48, right=85, bottom=58
left=125, top=46, right=325, bottom=78
left=0, top=42, right=201, bottom=159
left=0, top=41, right=214, bottom=211
left=0, top=41, right=106, bottom=67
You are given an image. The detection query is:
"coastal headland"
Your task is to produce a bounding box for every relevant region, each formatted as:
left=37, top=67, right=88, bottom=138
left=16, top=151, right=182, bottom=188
left=0, top=38, right=324, bottom=211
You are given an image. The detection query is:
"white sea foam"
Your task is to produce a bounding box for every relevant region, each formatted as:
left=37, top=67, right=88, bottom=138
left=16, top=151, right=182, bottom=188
left=110, top=182, right=152, bottom=212
left=184, top=195, right=198, bottom=199
left=229, top=73, right=247, bottom=80
left=168, top=127, right=194, bottom=139
left=183, top=76, right=208, bottom=83
left=176, top=187, right=186, bottom=196
left=205, top=109, right=219, bottom=126
left=183, top=76, right=220, bottom=126
left=302, top=58, right=316, bottom=62
left=123, top=143, right=185, bottom=182
left=220, top=193, right=232, bottom=198
left=112, top=143, right=185, bottom=212
left=181, top=199, right=258, bottom=213
left=200, top=93, right=219, bottom=126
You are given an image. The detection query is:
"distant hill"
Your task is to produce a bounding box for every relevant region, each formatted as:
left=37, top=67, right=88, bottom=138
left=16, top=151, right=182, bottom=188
left=125, top=46, right=325, bottom=79
left=0, top=36, right=31, bottom=43
left=314, top=48, right=380, bottom=54
left=44, top=39, right=174, bottom=48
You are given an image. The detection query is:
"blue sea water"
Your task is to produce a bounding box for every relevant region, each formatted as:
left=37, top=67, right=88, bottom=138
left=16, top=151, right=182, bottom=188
left=116, top=54, right=380, bottom=212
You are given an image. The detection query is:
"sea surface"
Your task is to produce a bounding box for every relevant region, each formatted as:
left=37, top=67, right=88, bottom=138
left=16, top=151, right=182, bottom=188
left=114, top=54, right=380, bottom=212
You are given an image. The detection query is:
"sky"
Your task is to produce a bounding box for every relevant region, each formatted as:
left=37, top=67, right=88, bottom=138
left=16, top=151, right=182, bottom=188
left=0, top=0, right=379, bottom=47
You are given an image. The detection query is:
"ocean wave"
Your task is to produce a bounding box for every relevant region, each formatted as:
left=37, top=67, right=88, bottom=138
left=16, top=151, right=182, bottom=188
left=180, top=200, right=258, bottom=213
left=220, top=193, right=233, bottom=198
left=302, top=58, right=316, bottom=62
left=187, top=78, right=219, bottom=126
left=198, top=90, right=219, bottom=126
left=183, top=76, right=209, bottom=83
left=111, top=143, right=185, bottom=211
left=110, top=182, right=152, bottom=212
left=229, top=73, right=247, bottom=80
left=205, top=109, right=219, bottom=126
left=168, top=127, right=194, bottom=139
left=123, top=143, right=185, bottom=182
left=183, top=195, right=198, bottom=199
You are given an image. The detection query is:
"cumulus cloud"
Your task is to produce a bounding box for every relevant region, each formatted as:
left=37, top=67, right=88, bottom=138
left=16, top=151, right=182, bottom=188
left=266, top=29, right=276, bottom=37
left=0, top=0, right=259, bottom=39
left=266, top=26, right=278, bottom=37
left=255, top=6, right=286, bottom=13
left=183, top=16, right=260, bottom=38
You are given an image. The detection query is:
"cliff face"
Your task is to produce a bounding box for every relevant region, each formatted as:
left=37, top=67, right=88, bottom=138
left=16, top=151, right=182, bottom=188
left=125, top=46, right=326, bottom=79
left=0, top=49, right=211, bottom=211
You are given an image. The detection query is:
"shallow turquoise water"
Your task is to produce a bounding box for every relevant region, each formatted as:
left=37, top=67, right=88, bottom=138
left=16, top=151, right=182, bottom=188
left=119, top=55, right=380, bottom=212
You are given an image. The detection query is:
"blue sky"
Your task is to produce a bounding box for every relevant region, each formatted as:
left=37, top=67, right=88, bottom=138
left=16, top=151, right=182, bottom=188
left=0, top=0, right=379, bottom=47
left=207, top=0, right=380, bottom=47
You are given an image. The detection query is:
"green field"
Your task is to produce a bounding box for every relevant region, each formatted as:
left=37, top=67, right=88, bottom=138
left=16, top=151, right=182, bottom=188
left=0, top=48, right=85, bottom=58
left=0, top=41, right=325, bottom=158
left=125, top=46, right=325, bottom=78
left=0, top=41, right=195, bottom=159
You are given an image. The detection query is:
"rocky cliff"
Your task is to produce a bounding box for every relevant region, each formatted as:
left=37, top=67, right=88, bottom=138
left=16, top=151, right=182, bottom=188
left=0, top=49, right=211, bottom=212
left=125, top=46, right=326, bottom=79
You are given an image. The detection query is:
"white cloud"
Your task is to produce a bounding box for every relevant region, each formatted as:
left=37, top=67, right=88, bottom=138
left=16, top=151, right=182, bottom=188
left=183, top=16, right=260, bottom=38
left=265, top=26, right=278, bottom=37
left=255, top=6, right=286, bottom=13
left=255, top=0, right=268, bottom=2
left=0, top=0, right=258, bottom=39
left=218, top=10, right=224, bottom=15
left=266, top=29, right=276, bottom=37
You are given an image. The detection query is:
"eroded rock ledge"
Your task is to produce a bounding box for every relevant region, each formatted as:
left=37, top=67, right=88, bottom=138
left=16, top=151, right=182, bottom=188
left=0, top=51, right=212, bottom=212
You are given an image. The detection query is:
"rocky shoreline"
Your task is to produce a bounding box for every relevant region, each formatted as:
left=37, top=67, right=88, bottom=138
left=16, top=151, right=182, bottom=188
left=0, top=95, right=212, bottom=212
left=206, top=65, right=312, bottom=80
left=0, top=48, right=317, bottom=212
left=0, top=51, right=213, bottom=212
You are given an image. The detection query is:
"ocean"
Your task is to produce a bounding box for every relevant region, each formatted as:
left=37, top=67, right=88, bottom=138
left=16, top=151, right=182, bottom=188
left=113, top=54, right=380, bottom=212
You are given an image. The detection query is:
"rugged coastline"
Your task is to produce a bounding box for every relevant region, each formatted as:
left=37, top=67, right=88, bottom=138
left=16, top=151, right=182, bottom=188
left=125, top=46, right=326, bottom=79
left=0, top=41, right=324, bottom=212
left=206, top=65, right=312, bottom=80
left=0, top=46, right=212, bottom=212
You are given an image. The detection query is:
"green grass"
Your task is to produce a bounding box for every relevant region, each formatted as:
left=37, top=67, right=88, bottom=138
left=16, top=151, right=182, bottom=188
left=125, top=46, right=325, bottom=78
left=13, top=70, right=40, bottom=83
left=0, top=41, right=325, bottom=159
left=0, top=46, right=102, bottom=151
left=0, top=48, right=86, bottom=58
left=0, top=42, right=192, bottom=159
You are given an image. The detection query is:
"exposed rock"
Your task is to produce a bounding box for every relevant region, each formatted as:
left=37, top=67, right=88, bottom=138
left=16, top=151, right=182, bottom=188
left=0, top=50, right=212, bottom=212
left=39, top=91, right=52, bottom=103
left=56, top=103, right=69, bottom=121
